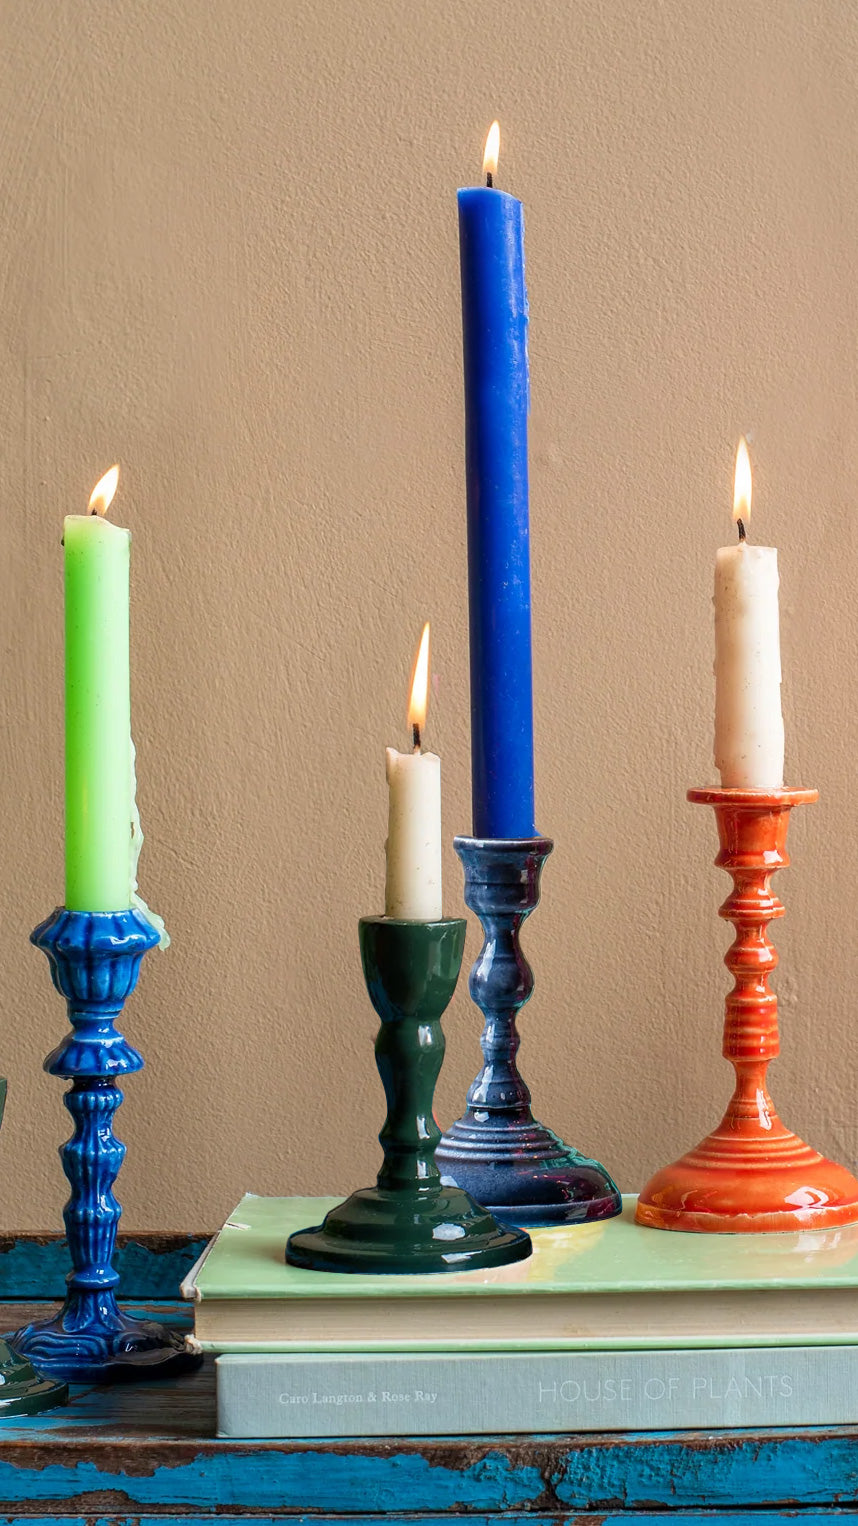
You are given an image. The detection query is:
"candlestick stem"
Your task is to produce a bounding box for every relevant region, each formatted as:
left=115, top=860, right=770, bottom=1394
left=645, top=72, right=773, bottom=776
left=637, top=788, right=858, bottom=1232
left=435, top=837, right=621, bottom=1227
left=8, top=909, right=200, bottom=1381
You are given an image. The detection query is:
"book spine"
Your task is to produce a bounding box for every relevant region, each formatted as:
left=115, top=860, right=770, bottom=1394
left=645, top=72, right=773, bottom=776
left=216, top=1345, right=852, bottom=1437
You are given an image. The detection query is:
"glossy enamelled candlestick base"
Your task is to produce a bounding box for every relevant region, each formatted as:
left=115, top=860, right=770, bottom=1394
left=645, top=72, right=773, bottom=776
left=286, top=918, right=532, bottom=1275
left=637, top=789, right=858, bottom=1234
left=0, top=1340, right=68, bottom=1416
left=9, top=909, right=201, bottom=1383
left=435, top=838, right=621, bottom=1229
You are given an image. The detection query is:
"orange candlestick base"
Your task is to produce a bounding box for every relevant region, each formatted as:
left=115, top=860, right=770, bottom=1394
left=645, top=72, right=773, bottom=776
left=637, top=787, right=858, bottom=1234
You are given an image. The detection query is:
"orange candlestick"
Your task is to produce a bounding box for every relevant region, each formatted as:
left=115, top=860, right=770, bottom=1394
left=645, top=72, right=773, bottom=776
left=637, top=788, right=858, bottom=1233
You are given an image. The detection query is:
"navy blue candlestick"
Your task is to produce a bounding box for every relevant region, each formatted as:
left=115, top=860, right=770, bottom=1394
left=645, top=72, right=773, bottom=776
left=459, top=174, right=535, bottom=839
left=435, top=837, right=621, bottom=1227
left=9, top=908, right=199, bottom=1384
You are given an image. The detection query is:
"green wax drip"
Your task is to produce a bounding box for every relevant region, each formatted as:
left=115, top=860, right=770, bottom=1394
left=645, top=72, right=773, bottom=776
left=64, top=514, right=168, bottom=942
left=130, top=737, right=169, bottom=949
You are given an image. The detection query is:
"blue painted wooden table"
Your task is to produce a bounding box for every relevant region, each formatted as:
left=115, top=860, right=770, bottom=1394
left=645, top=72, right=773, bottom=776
left=0, top=1237, right=854, bottom=1522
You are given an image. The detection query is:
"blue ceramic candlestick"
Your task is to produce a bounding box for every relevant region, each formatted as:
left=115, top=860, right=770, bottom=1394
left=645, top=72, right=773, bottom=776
left=459, top=182, right=535, bottom=839
left=435, top=837, right=622, bottom=1227
left=9, top=908, right=199, bottom=1384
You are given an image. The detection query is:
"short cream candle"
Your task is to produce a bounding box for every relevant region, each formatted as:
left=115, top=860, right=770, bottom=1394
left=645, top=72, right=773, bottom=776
left=714, top=438, right=785, bottom=789
left=384, top=624, right=443, bottom=921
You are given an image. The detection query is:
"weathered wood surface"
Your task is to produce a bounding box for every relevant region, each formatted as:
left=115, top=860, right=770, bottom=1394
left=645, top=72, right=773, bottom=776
left=0, top=1303, right=855, bottom=1516
left=0, top=1519, right=851, bottom=1526
left=0, top=1234, right=207, bottom=1299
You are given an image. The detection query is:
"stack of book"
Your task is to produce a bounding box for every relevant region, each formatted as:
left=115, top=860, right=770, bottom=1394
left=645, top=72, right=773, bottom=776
left=182, top=1194, right=858, bottom=1437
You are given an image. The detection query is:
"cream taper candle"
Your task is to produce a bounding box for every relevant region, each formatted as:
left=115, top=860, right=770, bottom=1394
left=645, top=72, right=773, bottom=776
left=713, top=438, right=785, bottom=788
left=384, top=624, right=443, bottom=921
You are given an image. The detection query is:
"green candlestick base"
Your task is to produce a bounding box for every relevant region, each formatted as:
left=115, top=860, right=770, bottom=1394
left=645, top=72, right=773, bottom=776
left=0, top=1339, right=68, bottom=1416
left=286, top=918, right=532, bottom=1275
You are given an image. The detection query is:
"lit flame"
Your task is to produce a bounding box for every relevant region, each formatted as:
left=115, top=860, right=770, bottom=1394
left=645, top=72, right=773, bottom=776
left=732, top=437, right=751, bottom=527
left=407, top=622, right=431, bottom=738
left=88, top=465, right=119, bottom=517
left=482, top=120, right=500, bottom=181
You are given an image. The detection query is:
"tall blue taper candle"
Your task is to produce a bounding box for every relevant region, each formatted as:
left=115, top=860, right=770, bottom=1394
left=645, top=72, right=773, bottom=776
left=444, top=133, right=620, bottom=1224
left=458, top=135, right=535, bottom=838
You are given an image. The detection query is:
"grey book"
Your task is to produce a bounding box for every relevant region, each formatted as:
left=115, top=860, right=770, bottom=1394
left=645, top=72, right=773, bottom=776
left=216, top=1346, right=852, bottom=1437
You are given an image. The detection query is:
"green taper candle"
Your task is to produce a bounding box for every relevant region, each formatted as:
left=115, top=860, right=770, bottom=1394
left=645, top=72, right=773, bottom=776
left=64, top=467, right=134, bottom=912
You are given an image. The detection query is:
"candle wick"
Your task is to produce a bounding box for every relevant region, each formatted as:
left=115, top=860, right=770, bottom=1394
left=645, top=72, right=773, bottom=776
left=412, top=723, right=421, bottom=753
left=485, top=172, right=493, bottom=188
left=736, top=518, right=746, bottom=543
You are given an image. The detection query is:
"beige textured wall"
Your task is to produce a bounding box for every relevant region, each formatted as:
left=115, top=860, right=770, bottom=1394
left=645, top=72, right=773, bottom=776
left=2, top=0, right=858, bottom=1230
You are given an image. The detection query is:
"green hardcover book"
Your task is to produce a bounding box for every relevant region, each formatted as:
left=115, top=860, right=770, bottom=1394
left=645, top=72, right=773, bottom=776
left=182, top=1194, right=858, bottom=1353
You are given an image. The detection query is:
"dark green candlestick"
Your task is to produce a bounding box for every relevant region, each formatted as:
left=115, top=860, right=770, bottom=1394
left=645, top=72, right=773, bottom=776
left=285, top=918, right=531, bottom=1274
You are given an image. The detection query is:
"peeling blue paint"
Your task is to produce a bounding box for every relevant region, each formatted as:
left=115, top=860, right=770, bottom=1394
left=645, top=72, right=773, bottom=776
left=551, top=1430, right=858, bottom=1510
left=0, top=1448, right=543, bottom=1512
left=0, top=1236, right=206, bottom=1299
left=0, top=1518, right=838, bottom=1526
left=0, top=1434, right=854, bottom=1512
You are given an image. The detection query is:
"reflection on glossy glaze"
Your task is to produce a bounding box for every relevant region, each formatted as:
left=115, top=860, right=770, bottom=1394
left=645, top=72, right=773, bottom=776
left=637, top=789, right=858, bottom=1233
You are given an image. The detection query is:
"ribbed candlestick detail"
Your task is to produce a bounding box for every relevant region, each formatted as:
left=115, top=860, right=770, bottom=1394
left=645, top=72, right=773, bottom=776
left=637, top=788, right=858, bottom=1233
left=8, top=908, right=200, bottom=1381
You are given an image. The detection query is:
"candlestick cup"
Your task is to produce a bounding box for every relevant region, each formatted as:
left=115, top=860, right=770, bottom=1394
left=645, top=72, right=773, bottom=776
left=637, top=788, right=858, bottom=1232
left=286, top=917, right=532, bottom=1274
left=435, top=837, right=621, bottom=1227
left=9, top=908, right=200, bottom=1382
